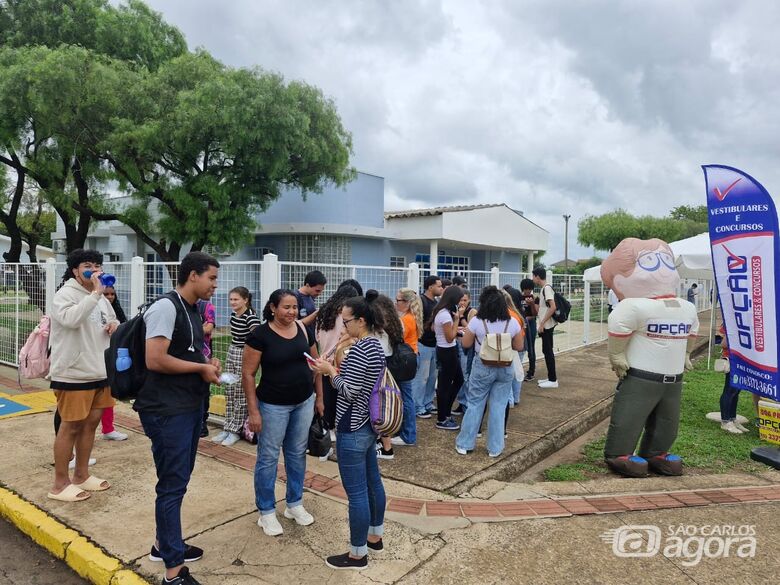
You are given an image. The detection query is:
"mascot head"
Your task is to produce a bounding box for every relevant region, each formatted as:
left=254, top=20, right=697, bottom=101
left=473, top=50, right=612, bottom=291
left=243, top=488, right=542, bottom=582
left=601, top=238, right=680, bottom=300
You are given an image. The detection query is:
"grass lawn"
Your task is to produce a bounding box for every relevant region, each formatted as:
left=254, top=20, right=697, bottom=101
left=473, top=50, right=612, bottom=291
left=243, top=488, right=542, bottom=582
left=543, top=357, right=769, bottom=481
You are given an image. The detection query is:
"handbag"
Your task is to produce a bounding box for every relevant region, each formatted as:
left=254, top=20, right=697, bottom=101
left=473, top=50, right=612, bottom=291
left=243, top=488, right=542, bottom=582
left=714, top=358, right=729, bottom=373
left=307, top=414, right=332, bottom=457
left=369, top=367, right=404, bottom=436
left=479, top=320, right=513, bottom=367
left=386, top=342, right=417, bottom=382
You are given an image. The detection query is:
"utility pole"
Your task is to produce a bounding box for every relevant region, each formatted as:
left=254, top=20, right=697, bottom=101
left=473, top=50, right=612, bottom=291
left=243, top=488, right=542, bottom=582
left=562, top=214, right=571, bottom=269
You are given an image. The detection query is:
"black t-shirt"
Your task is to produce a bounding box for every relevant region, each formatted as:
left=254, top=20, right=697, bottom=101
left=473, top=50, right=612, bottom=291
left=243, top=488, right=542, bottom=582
left=245, top=321, right=315, bottom=405
left=419, top=294, right=438, bottom=348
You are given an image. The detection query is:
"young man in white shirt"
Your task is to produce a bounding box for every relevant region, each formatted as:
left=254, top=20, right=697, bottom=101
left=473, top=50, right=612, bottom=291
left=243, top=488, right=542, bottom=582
left=532, top=267, right=558, bottom=388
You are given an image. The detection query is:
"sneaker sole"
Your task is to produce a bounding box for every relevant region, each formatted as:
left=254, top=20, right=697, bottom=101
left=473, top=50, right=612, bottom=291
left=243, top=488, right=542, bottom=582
left=149, top=553, right=202, bottom=563
left=283, top=509, right=314, bottom=526
left=435, top=426, right=460, bottom=431
left=377, top=455, right=395, bottom=460
left=325, top=560, right=366, bottom=570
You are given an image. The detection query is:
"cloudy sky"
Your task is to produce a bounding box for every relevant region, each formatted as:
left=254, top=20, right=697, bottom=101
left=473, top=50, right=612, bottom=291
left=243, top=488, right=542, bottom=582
left=144, top=0, right=780, bottom=263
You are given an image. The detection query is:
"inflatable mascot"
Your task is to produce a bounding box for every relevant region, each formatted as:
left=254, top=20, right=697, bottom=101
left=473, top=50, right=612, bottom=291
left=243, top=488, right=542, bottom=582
left=601, top=238, right=699, bottom=477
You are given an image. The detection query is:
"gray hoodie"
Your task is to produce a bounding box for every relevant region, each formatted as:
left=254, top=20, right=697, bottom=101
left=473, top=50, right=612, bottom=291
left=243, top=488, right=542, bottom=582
left=49, top=279, right=118, bottom=385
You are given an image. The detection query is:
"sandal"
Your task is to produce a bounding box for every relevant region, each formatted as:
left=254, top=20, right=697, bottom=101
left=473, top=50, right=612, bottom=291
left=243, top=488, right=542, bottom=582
left=47, top=484, right=91, bottom=502
left=73, top=475, right=111, bottom=492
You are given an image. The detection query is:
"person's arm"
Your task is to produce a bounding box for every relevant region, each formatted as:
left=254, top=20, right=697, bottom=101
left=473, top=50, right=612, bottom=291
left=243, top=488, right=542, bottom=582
left=300, top=309, right=319, bottom=327
left=310, top=341, right=325, bottom=416
left=145, top=337, right=219, bottom=381
left=442, top=309, right=462, bottom=343
left=461, top=328, right=476, bottom=350
left=511, top=320, right=525, bottom=351
left=52, top=289, right=102, bottom=329
left=203, top=322, right=215, bottom=335
left=242, top=345, right=263, bottom=433
left=538, top=286, right=556, bottom=330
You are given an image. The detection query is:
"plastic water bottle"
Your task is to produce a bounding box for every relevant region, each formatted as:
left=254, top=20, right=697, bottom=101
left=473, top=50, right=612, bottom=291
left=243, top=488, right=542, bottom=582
left=116, top=348, right=132, bottom=372
left=219, top=372, right=239, bottom=385
left=83, top=270, right=116, bottom=287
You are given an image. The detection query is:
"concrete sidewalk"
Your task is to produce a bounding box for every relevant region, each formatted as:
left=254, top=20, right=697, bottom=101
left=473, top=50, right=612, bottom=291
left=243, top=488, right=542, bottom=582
left=1, top=318, right=779, bottom=584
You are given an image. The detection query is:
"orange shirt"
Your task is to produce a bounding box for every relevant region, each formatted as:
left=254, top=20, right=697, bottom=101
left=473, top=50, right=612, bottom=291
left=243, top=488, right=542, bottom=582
left=509, top=309, right=526, bottom=345
left=400, top=312, right=419, bottom=353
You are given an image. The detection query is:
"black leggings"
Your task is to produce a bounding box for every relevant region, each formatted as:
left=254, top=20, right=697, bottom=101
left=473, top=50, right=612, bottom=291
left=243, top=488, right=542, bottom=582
left=322, top=375, right=338, bottom=430
left=436, top=346, right=463, bottom=422
left=540, top=327, right=557, bottom=382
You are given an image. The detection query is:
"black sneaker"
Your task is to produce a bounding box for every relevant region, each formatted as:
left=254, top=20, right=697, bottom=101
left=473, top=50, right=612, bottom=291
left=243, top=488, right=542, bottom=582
left=367, top=539, right=384, bottom=553
left=377, top=447, right=394, bottom=460
left=199, top=426, right=209, bottom=438
left=524, top=374, right=534, bottom=382
left=326, top=552, right=368, bottom=570
left=429, top=406, right=438, bottom=414
left=452, top=405, right=465, bottom=416
left=162, top=566, right=202, bottom=585
left=416, top=410, right=432, bottom=419
left=150, top=544, right=204, bottom=563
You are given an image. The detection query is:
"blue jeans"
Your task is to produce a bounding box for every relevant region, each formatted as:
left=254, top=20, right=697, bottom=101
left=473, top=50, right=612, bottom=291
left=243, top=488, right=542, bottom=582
left=336, top=424, right=386, bottom=557
left=456, top=357, right=513, bottom=455
left=398, top=379, right=416, bottom=444
left=720, top=374, right=741, bottom=421
left=139, top=407, right=202, bottom=569
left=254, top=394, right=314, bottom=515
left=413, top=345, right=437, bottom=414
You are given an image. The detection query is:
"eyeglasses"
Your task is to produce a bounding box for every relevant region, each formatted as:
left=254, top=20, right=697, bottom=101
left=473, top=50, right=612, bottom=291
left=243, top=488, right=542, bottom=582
left=342, top=317, right=356, bottom=326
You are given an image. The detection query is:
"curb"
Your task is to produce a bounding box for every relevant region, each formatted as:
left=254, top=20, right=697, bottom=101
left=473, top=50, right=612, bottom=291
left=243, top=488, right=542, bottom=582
left=448, top=395, right=615, bottom=496
left=0, top=487, right=150, bottom=585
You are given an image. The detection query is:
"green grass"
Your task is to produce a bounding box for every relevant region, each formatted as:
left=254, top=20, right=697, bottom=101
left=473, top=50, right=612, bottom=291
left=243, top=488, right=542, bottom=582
left=543, top=358, right=767, bottom=481
left=0, top=303, right=36, bottom=313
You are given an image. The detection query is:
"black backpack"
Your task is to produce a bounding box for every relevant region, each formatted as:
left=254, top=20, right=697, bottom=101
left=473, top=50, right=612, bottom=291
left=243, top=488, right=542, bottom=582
left=550, top=286, right=572, bottom=324
left=105, top=302, right=153, bottom=400
left=386, top=342, right=417, bottom=382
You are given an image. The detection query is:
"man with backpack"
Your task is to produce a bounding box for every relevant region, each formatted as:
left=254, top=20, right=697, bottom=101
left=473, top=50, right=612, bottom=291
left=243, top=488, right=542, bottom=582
left=532, top=267, right=559, bottom=388
left=48, top=249, right=119, bottom=502
left=133, top=252, right=221, bottom=585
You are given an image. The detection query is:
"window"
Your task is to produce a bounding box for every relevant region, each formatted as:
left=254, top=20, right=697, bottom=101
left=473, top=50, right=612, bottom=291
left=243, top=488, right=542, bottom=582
left=105, top=253, right=121, bottom=262
left=253, top=247, right=274, bottom=260
left=287, top=235, right=350, bottom=264
left=415, top=251, right=470, bottom=277
left=389, top=256, right=405, bottom=268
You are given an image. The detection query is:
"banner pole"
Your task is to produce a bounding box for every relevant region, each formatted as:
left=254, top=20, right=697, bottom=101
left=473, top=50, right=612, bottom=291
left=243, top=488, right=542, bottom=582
left=707, top=281, right=718, bottom=369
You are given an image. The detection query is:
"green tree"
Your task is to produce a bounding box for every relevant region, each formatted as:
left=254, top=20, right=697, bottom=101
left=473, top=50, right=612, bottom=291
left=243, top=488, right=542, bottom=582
left=90, top=51, right=354, bottom=262
left=577, top=209, right=640, bottom=251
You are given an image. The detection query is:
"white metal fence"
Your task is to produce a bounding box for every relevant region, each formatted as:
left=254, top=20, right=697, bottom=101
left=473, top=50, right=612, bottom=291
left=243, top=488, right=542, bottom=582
left=1, top=256, right=714, bottom=371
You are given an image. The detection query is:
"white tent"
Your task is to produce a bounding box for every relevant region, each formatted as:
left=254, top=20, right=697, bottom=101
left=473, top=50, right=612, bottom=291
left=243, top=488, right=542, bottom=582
left=583, top=232, right=712, bottom=283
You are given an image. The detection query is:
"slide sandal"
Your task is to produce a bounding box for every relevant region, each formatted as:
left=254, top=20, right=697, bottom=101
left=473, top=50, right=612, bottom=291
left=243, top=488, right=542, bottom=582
left=47, top=484, right=90, bottom=502
left=73, top=476, right=110, bottom=492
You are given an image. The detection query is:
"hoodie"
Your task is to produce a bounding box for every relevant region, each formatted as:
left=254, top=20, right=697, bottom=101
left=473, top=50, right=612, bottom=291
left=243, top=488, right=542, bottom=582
left=49, top=279, right=118, bottom=387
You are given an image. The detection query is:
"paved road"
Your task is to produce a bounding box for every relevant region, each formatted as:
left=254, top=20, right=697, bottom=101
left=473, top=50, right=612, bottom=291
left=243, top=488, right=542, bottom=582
left=0, top=517, right=87, bottom=585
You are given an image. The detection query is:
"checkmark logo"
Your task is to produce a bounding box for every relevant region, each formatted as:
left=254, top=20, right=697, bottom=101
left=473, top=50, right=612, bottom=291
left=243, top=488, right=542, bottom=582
left=713, top=178, right=742, bottom=201
left=723, top=244, right=745, bottom=270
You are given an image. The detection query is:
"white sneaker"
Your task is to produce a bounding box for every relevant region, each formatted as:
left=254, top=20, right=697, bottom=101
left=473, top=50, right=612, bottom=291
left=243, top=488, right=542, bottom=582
left=284, top=505, right=314, bottom=526
left=68, top=457, right=96, bottom=470
left=537, top=379, right=549, bottom=386
left=455, top=447, right=468, bottom=455
left=211, top=430, right=230, bottom=443
left=102, top=431, right=128, bottom=441
left=258, top=513, right=284, bottom=536
left=221, top=432, right=240, bottom=447
left=390, top=437, right=413, bottom=446
left=734, top=421, right=750, bottom=433
left=488, top=452, right=501, bottom=458
left=538, top=380, right=559, bottom=389
left=721, top=421, right=744, bottom=434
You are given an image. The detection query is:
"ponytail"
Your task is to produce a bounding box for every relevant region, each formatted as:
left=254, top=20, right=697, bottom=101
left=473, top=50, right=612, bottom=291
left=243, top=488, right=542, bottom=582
left=344, top=289, right=385, bottom=332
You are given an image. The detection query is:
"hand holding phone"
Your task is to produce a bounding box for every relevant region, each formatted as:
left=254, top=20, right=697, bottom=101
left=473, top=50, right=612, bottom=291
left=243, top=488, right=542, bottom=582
left=303, top=351, right=317, bottom=364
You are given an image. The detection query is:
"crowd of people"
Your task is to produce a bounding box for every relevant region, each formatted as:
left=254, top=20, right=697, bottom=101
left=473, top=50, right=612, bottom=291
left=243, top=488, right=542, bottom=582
left=44, top=249, right=564, bottom=584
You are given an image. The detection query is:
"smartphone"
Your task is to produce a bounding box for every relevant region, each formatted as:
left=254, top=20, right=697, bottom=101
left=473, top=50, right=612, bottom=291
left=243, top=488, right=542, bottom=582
left=303, top=351, right=317, bottom=364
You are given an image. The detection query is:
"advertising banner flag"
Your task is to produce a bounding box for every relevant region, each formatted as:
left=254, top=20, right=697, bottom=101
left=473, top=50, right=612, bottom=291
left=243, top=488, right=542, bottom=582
left=703, top=165, right=779, bottom=401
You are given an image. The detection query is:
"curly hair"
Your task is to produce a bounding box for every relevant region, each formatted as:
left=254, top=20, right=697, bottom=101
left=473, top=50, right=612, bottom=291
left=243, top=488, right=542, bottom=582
left=373, top=293, right=404, bottom=346
left=315, top=285, right=359, bottom=332
left=476, top=286, right=510, bottom=322
left=397, top=288, right=423, bottom=339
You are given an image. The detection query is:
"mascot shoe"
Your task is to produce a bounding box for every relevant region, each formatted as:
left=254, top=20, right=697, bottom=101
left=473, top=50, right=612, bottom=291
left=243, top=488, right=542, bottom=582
left=605, top=455, right=648, bottom=478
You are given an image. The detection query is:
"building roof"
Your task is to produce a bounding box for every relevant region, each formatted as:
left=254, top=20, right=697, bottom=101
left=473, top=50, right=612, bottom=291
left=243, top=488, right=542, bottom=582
left=384, top=203, right=509, bottom=219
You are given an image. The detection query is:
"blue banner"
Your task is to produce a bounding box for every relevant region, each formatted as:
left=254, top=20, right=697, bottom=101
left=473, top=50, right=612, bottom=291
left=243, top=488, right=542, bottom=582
left=703, top=165, right=780, bottom=401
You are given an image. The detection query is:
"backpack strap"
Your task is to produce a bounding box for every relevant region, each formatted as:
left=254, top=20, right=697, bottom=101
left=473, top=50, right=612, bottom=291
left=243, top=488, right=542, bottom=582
left=295, top=320, right=311, bottom=346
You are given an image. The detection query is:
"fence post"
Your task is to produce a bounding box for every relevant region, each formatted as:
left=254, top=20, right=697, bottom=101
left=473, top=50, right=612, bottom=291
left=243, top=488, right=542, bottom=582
left=261, top=253, right=280, bottom=307
left=45, top=257, right=56, bottom=315
left=583, top=280, right=591, bottom=345
left=407, top=262, right=420, bottom=291
left=490, top=266, right=500, bottom=287
left=130, top=256, right=145, bottom=312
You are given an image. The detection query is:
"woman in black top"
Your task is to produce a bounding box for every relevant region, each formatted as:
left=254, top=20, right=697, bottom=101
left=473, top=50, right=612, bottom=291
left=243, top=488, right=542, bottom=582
left=102, top=286, right=126, bottom=323
left=242, top=289, right=324, bottom=537
left=311, top=293, right=387, bottom=570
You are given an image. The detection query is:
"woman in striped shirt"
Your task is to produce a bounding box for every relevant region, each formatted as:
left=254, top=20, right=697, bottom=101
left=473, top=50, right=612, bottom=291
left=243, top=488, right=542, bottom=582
left=212, top=287, right=260, bottom=446
left=310, top=292, right=387, bottom=570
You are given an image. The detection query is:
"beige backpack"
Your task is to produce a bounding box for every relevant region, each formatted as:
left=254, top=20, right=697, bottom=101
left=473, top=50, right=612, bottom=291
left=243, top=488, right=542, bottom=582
left=478, top=320, right=513, bottom=367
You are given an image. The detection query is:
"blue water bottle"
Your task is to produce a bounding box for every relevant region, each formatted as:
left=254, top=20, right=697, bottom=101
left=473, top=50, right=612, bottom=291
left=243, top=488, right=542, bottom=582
left=116, top=348, right=132, bottom=372
left=83, top=270, right=116, bottom=287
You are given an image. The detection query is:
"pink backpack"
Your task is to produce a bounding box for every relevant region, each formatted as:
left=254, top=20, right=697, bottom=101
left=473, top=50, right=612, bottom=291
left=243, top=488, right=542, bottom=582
left=19, top=315, right=51, bottom=379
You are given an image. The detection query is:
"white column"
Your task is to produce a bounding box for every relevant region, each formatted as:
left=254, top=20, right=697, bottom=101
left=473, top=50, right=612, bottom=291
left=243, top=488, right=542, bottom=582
left=130, top=256, right=145, bottom=314
left=490, top=266, right=500, bottom=287
left=261, top=253, right=281, bottom=309
left=429, top=241, right=438, bottom=275
left=407, top=262, right=420, bottom=291
left=526, top=251, right=535, bottom=274
left=44, top=257, right=57, bottom=315
left=583, top=280, right=591, bottom=344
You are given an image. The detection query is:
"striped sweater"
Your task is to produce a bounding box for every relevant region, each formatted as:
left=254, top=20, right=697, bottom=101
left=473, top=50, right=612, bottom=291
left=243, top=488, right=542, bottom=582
left=333, top=336, right=385, bottom=432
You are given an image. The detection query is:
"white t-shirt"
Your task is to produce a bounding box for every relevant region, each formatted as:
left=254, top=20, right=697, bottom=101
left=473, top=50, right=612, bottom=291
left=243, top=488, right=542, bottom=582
left=468, top=317, right=522, bottom=354
left=608, top=297, right=699, bottom=375
left=608, top=289, right=619, bottom=308
left=434, top=309, right=456, bottom=348
left=538, top=284, right=556, bottom=330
